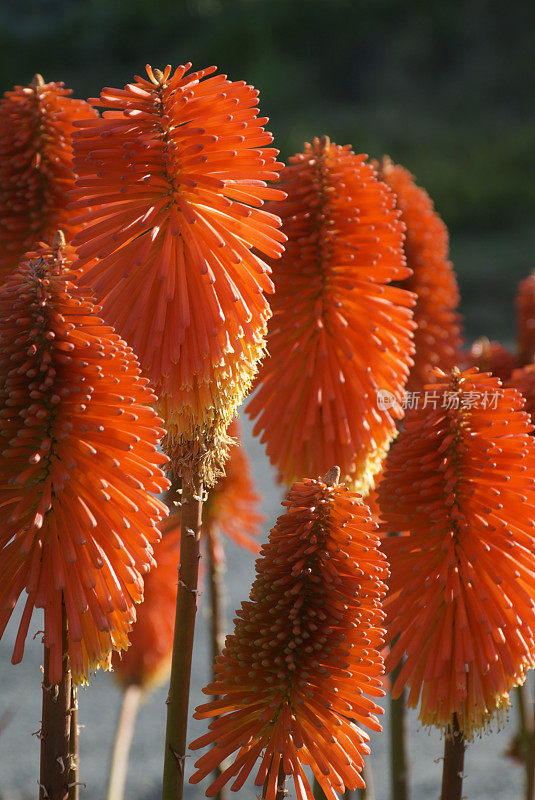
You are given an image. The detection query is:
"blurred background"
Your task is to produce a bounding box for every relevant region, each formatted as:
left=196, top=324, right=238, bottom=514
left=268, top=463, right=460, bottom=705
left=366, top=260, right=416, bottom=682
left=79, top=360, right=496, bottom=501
left=1, top=0, right=534, bottom=798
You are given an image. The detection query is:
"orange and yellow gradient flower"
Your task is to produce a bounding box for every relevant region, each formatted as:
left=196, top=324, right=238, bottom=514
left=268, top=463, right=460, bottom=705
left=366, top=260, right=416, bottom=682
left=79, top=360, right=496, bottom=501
left=70, top=64, right=286, bottom=476
left=377, top=158, right=462, bottom=390
left=190, top=470, right=388, bottom=800
left=380, top=367, right=535, bottom=736
left=247, top=136, right=415, bottom=493
left=0, top=240, right=169, bottom=683
left=0, top=76, right=97, bottom=277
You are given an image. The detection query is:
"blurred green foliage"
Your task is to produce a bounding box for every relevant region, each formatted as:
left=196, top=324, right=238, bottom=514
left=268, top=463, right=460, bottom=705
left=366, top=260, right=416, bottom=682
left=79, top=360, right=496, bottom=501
left=0, top=0, right=534, bottom=338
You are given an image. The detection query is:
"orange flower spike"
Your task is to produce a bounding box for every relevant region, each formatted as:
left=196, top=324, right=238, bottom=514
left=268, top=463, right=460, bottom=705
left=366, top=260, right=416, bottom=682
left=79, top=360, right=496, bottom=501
left=112, top=515, right=180, bottom=690
left=517, top=272, right=535, bottom=366
left=377, top=157, right=463, bottom=391
left=204, top=419, right=264, bottom=554
left=506, top=365, right=535, bottom=422
left=380, top=367, right=535, bottom=737
left=70, top=64, right=286, bottom=474
left=466, top=336, right=518, bottom=383
left=0, top=239, right=170, bottom=684
left=190, top=469, right=388, bottom=800
left=247, top=136, right=415, bottom=493
left=0, top=75, right=97, bottom=277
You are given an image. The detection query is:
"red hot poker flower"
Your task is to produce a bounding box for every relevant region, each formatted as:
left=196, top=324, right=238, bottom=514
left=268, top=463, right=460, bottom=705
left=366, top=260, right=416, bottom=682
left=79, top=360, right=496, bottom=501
left=0, top=75, right=97, bottom=277
left=465, top=336, right=518, bottom=384
left=517, top=272, right=535, bottom=366
left=204, top=418, right=264, bottom=554
left=506, top=364, right=535, bottom=422
left=70, top=64, right=286, bottom=469
left=0, top=240, right=169, bottom=683
left=380, top=367, right=535, bottom=736
left=190, top=470, right=388, bottom=800
left=377, top=157, right=463, bottom=391
left=247, top=136, right=415, bottom=492
left=112, top=514, right=180, bottom=690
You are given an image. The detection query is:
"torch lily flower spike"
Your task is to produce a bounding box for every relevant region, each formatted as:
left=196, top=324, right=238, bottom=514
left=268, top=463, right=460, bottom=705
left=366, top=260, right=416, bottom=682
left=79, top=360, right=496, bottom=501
left=0, top=75, right=97, bottom=278
left=377, top=157, right=463, bottom=391
left=247, top=135, right=415, bottom=493
left=380, top=366, right=535, bottom=737
left=190, top=469, right=388, bottom=800
left=70, top=63, right=286, bottom=480
left=517, top=272, right=535, bottom=366
left=0, top=237, right=170, bottom=683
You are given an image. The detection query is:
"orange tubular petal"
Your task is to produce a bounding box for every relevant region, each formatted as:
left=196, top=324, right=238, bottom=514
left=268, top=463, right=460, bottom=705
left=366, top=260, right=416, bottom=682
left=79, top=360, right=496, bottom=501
left=0, top=241, right=169, bottom=683
left=380, top=366, right=535, bottom=737
left=0, top=75, right=98, bottom=278
left=377, top=158, right=463, bottom=391
left=70, top=65, right=285, bottom=476
left=247, top=136, right=415, bottom=493
left=190, top=471, right=388, bottom=797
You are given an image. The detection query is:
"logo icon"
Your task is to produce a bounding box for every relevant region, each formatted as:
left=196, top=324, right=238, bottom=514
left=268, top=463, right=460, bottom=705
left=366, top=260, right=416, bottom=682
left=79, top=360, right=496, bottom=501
left=376, top=389, right=396, bottom=410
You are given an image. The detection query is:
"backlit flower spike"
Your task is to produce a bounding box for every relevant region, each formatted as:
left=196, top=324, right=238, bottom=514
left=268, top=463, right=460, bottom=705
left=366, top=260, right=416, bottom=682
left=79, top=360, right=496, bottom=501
left=247, top=136, right=415, bottom=493
left=70, top=64, right=286, bottom=478
left=379, top=366, right=535, bottom=737
left=465, top=336, right=518, bottom=383
left=189, top=468, right=388, bottom=800
left=376, top=157, right=463, bottom=391
left=204, top=418, right=264, bottom=554
left=506, top=364, right=535, bottom=422
left=0, top=239, right=170, bottom=683
left=517, top=272, right=535, bottom=366
left=112, top=514, right=180, bottom=690
left=0, top=75, right=97, bottom=278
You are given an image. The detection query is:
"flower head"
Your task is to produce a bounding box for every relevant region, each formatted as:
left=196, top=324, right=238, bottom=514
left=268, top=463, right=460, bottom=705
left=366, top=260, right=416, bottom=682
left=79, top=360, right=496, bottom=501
left=190, top=469, right=388, bottom=800
left=517, top=272, right=535, bottom=366
left=380, top=367, right=535, bottom=736
left=70, top=64, right=285, bottom=478
left=247, top=136, right=415, bottom=492
left=0, top=239, right=169, bottom=683
left=0, top=75, right=97, bottom=278
left=377, top=157, right=462, bottom=390
left=465, top=336, right=518, bottom=383
left=112, top=514, right=180, bottom=690
left=506, top=364, right=535, bottom=421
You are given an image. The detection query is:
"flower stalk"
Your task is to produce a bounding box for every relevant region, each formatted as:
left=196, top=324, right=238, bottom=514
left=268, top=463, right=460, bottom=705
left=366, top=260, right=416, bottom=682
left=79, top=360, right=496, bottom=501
left=39, top=602, right=72, bottom=800
left=106, top=684, right=143, bottom=800
left=440, top=714, right=465, bottom=800
left=162, top=471, right=204, bottom=800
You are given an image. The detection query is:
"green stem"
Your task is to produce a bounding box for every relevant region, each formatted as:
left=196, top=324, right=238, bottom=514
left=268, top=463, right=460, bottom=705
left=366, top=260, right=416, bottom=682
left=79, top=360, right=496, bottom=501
left=440, top=714, right=465, bottom=800
left=39, top=603, right=72, bottom=800
left=517, top=683, right=535, bottom=800
left=162, top=470, right=204, bottom=800
left=106, top=684, right=142, bottom=800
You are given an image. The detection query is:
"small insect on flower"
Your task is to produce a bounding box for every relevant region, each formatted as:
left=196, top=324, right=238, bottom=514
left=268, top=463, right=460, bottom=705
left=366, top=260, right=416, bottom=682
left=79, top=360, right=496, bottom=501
left=0, top=75, right=97, bottom=278
left=70, top=64, right=286, bottom=479
left=380, top=366, right=535, bottom=737
left=247, top=136, right=415, bottom=493
left=0, top=236, right=170, bottom=683
left=190, top=468, right=388, bottom=800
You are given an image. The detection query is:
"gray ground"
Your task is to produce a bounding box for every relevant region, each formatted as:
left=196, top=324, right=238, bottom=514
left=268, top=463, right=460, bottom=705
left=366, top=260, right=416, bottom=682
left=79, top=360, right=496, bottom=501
left=0, top=415, right=527, bottom=800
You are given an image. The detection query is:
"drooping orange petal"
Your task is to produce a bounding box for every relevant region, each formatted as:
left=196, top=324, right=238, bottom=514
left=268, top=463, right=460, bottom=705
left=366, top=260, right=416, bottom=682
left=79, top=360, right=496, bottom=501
left=0, top=76, right=98, bottom=278
left=377, top=157, right=463, bottom=390
left=247, top=136, right=415, bottom=492
left=380, top=366, right=535, bottom=736
left=0, top=240, right=169, bottom=683
left=190, top=471, right=388, bottom=797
